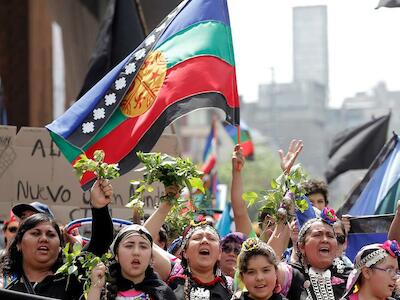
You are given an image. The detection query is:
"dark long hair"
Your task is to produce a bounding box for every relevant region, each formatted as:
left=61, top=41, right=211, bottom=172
left=1, top=213, right=64, bottom=277
left=106, top=259, right=177, bottom=300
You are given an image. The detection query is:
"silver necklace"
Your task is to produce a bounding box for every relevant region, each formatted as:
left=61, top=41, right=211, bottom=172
left=305, top=268, right=335, bottom=300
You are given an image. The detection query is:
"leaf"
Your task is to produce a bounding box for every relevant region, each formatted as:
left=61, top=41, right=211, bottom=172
left=188, top=177, right=205, bottom=193
left=68, top=265, right=78, bottom=275
left=56, top=264, right=68, bottom=274
left=296, top=199, right=309, bottom=213
left=270, top=179, right=278, bottom=189
left=242, top=191, right=258, bottom=206
left=72, top=243, right=82, bottom=255
left=93, top=150, right=105, bottom=162
left=146, top=185, right=154, bottom=193
left=135, top=185, right=145, bottom=193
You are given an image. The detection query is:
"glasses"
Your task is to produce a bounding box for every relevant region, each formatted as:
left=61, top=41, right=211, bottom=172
left=7, top=226, right=18, bottom=233
left=336, top=235, right=346, bottom=245
left=222, top=244, right=241, bottom=255
left=370, top=266, right=400, bottom=278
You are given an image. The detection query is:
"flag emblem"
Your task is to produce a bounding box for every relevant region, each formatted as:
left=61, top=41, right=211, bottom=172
left=121, top=51, right=167, bottom=117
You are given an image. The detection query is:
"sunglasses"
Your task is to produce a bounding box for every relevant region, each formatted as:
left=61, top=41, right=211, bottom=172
left=7, top=226, right=18, bottom=233
left=222, top=244, right=241, bottom=255
left=336, top=234, right=346, bottom=245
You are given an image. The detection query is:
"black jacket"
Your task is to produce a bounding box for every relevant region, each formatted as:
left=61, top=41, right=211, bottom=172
left=6, top=206, right=113, bottom=299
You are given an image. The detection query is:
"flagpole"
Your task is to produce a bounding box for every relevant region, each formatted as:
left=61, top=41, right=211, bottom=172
left=237, top=125, right=241, bottom=144
left=236, top=125, right=242, bottom=171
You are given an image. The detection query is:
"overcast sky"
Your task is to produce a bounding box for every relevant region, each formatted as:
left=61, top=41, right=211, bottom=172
left=228, top=0, right=400, bottom=107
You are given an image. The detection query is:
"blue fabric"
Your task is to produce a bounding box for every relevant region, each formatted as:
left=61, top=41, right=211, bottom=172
left=295, top=195, right=317, bottom=229
left=346, top=232, right=388, bottom=262
left=156, top=0, right=230, bottom=47
left=202, top=124, right=214, bottom=161
left=46, top=54, right=132, bottom=138
left=349, top=138, right=400, bottom=215
left=216, top=202, right=232, bottom=237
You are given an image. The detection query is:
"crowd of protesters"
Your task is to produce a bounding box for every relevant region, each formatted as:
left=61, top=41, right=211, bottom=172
left=0, top=140, right=400, bottom=300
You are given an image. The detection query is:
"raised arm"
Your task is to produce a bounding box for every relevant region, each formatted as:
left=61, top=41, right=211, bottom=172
left=266, top=218, right=290, bottom=260
left=231, top=144, right=252, bottom=236
left=143, top=186, right=180, bottom=281
left=278, top=139, right=303, bottom=174
left=84, top=179, right=114, bottom=256
left=143, top=184, right=179, bottom=239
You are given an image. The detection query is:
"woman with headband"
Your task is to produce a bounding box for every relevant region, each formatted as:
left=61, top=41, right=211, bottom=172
left=271, top=208, right=352, bottom=300
left=88, top=224, right=176, bottom=300
left=167, top=215, right=233, bottom=299
left=232, top=238, right=287, bottom=300
left=343, top=240, right=400, bottom=300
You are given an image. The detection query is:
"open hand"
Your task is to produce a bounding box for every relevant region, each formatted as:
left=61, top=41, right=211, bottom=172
left=278, top=139, right=303, bottom=174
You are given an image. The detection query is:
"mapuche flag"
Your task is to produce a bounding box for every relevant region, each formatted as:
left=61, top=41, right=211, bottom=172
left=222, top=121, right=254, bottom=160
left=46, top=0, right=240, bottom=190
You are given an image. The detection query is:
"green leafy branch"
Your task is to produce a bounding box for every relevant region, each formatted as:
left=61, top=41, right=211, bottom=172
left=165, top=197, right=197, bottom=240
left=242, top=164, right=309, bottom=223
left=126, top=152, right=205, bottom=237
left=56, top=243, right=112, bottom=299
left=126, top=152, right=204, bottom=210
left=73, top=150, right=120, bottom=180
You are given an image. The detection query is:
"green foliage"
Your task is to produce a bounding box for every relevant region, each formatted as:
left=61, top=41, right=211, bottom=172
left=56, top=243, right=112, bottom=299
left=243, top=163, right=309, bottom=223
left=126, top=152, right=204, bottom=209
left=126, top=152, right=204, bottom=236
left=73, top=150, right=120, bottom=180
left=164, top=197, right=196, bottom=240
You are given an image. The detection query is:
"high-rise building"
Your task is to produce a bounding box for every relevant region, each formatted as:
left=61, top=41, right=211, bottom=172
left=241, top=5, right=330, bottom=179
left=293, top=5, right=329, bottom=101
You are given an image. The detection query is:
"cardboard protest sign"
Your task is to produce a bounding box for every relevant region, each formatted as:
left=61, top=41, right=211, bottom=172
left=0, top=126, right=179, bottom=223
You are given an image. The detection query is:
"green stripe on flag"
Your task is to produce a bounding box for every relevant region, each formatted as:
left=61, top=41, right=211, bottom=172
left=50, top=131, right=82, bottom=163
left=232, top=130, right=250, bottom=144
left=83, top=108, right=128, bottom=151
left=375, top=177, right=400, bottom=214
left=156, top=21, right=235, bottom=68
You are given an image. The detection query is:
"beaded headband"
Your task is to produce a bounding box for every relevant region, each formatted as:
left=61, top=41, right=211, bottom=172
left=180, top=215, right=219, bottom=250
left=354, top=248, right=387, bottom=269
left=297, top=207, right=337, bottom=243
left=241, top=238, right=265, bottom=252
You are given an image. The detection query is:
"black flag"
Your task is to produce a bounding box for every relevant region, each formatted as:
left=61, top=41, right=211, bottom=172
left=325, top=113, right=390, bottom=183
left=77, top=0, right=145, bottom=98
left=376, top=0, right=400, bottom=8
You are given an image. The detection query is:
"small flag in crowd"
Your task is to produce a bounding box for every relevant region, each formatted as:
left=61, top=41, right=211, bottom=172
left=216, top=202, right=234, bottom=237
left=78, top=0, right=145, bottom=98
left=46, top=0, right=240, bottom=190
left=325, top=113, right=390, bottom=183
left=376, top=0, right=400, bottom=9
left=223, top=121, right=254, bottom=160
left=346, top=214, right=394, bottom=261
left=202, top=120, right=218, bottom=174
left=338, top=133, right=400, bottom=216
left=201, top=120, right=220, bottom=207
